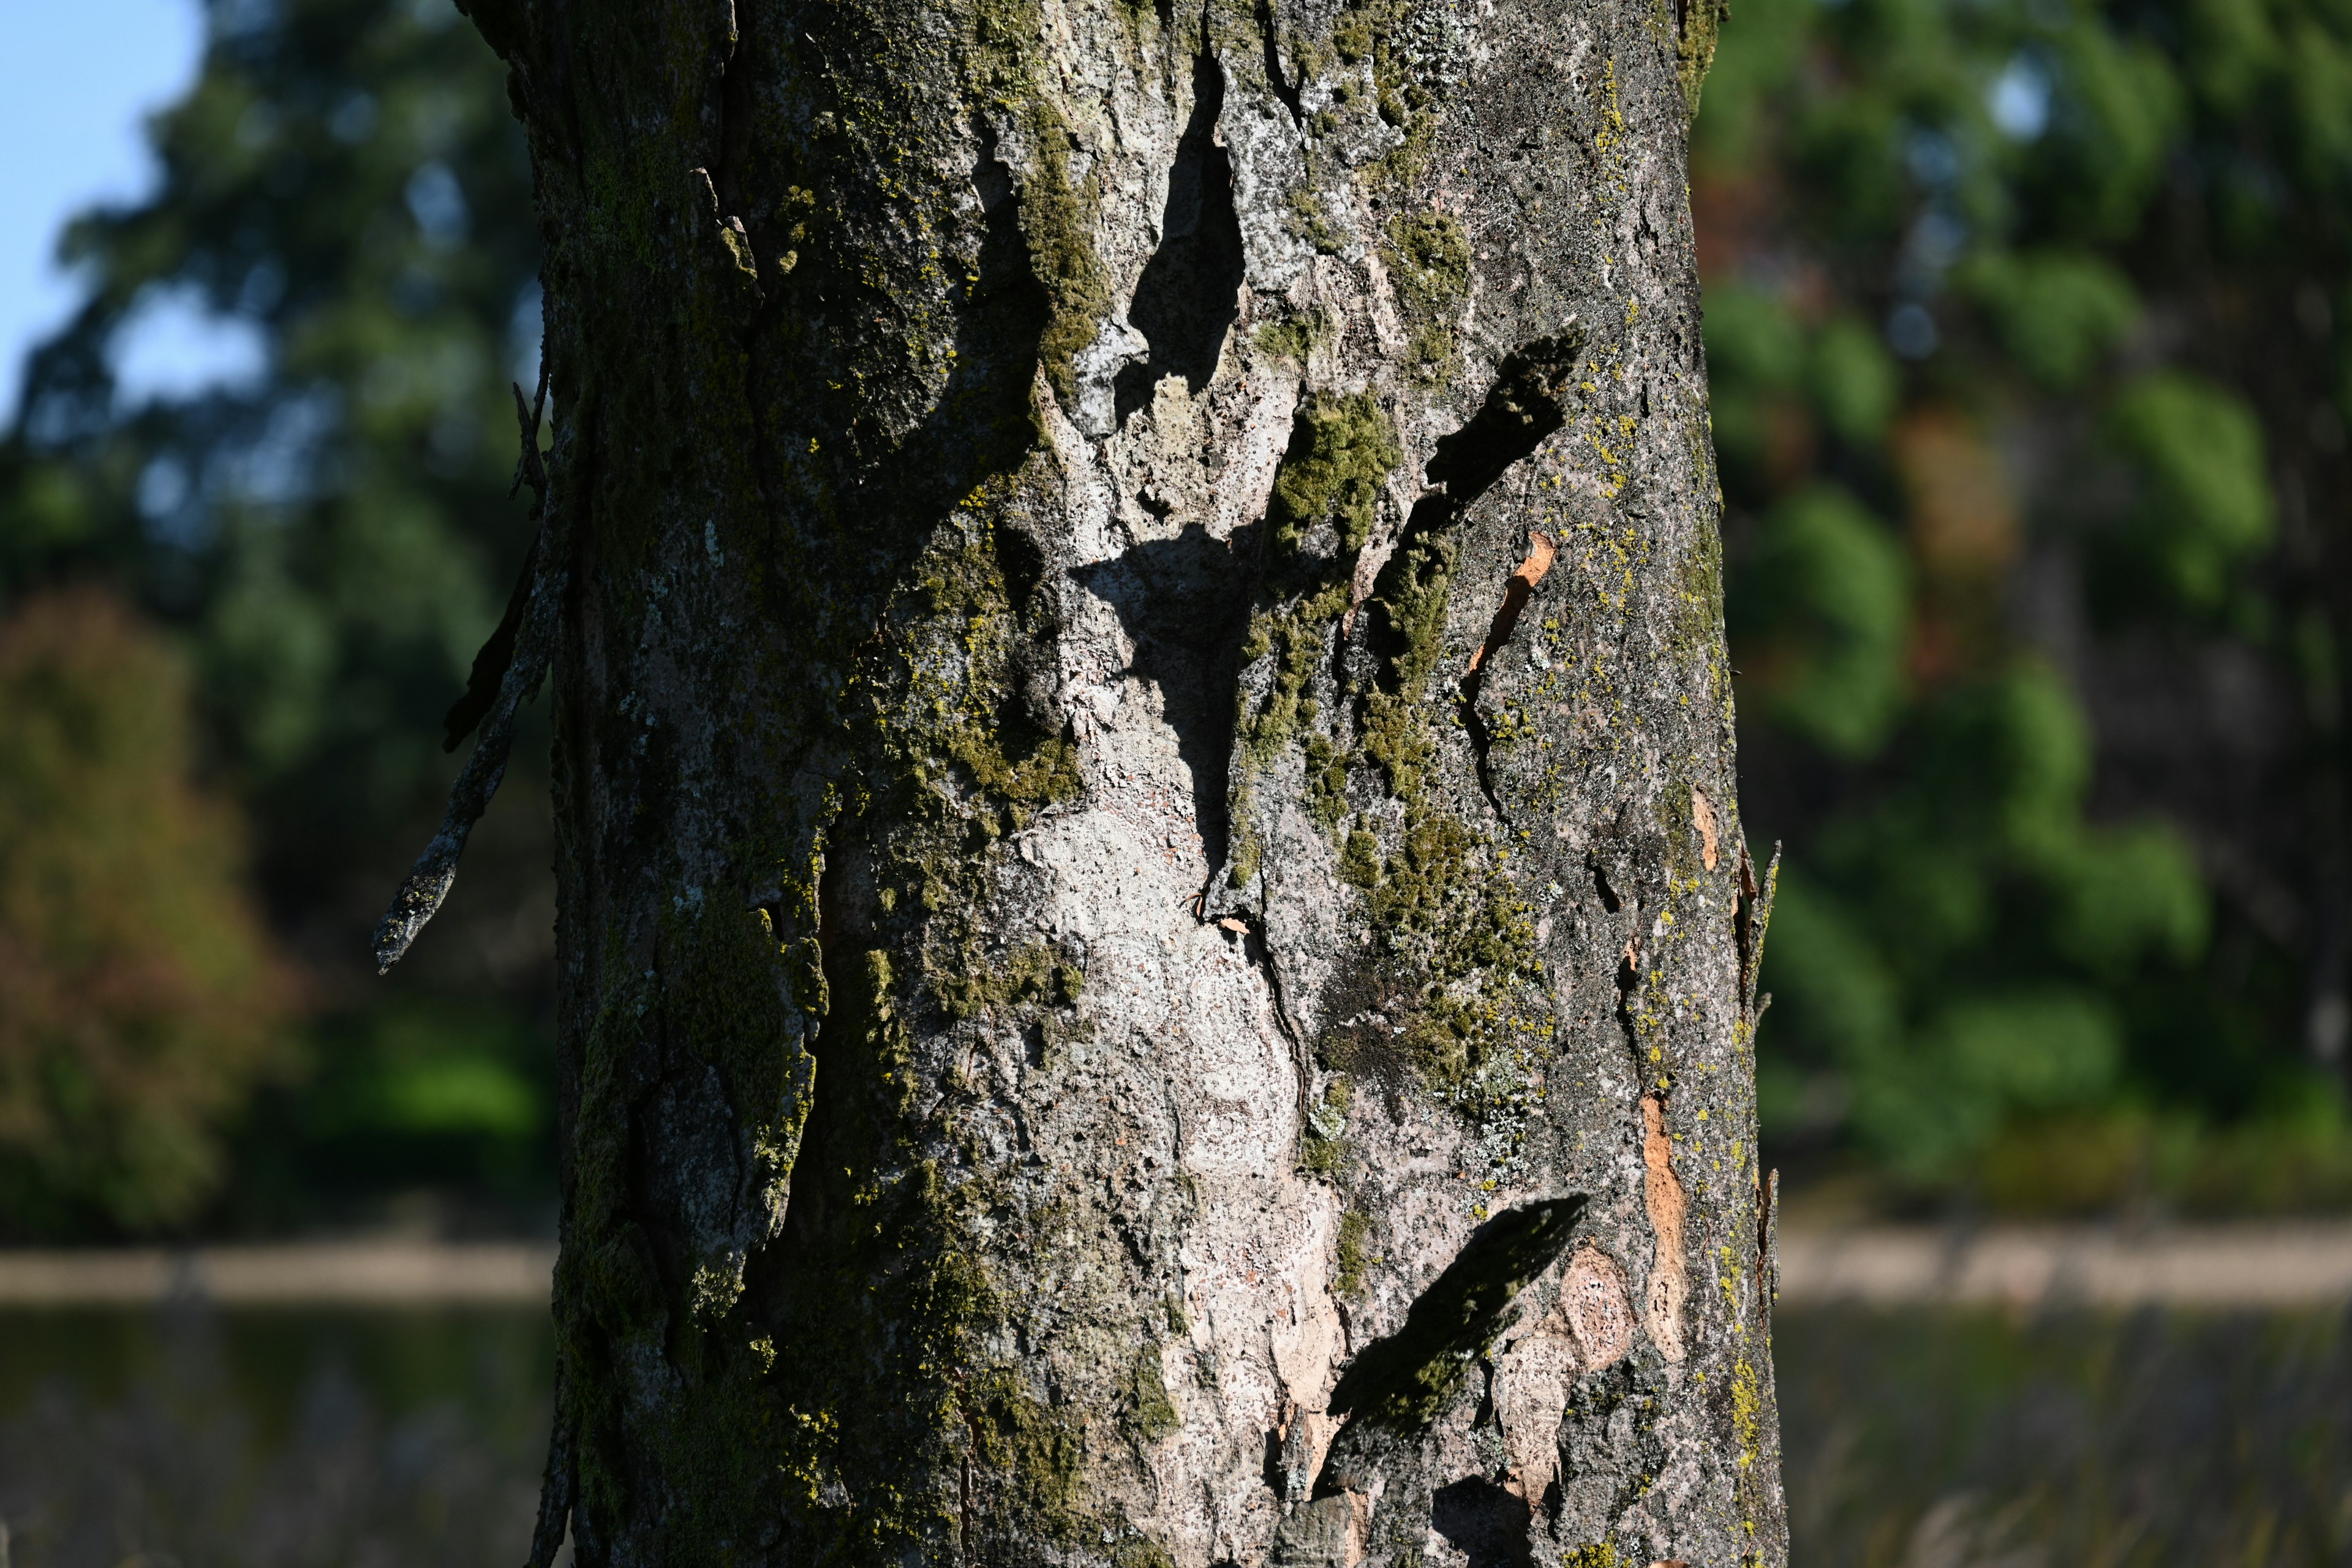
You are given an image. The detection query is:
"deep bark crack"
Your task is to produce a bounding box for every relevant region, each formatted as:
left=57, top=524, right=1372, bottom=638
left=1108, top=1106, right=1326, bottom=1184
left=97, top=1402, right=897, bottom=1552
left=1114, top=45, right=1243, bottom=425
left=1458, top=524, right=1557, bottom=821
left=1255, top=1, right=1306, bottom=124
left=1316, top=1197, right=1586, bottom=1491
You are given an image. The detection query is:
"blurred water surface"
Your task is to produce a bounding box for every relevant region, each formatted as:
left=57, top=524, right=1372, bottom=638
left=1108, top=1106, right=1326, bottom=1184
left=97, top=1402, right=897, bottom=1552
left=2, top=1304, right=2348, bottom=1566
left=0, top=1308, right=552, bottom=1568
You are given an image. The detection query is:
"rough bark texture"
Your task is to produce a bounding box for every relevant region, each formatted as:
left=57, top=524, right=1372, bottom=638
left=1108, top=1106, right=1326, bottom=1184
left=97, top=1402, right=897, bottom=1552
left=448, top=0, right=1782, bottom=1560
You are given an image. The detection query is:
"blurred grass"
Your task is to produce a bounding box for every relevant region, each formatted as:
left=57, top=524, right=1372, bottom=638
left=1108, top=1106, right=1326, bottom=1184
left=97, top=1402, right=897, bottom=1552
left=1777, top=1306, right=2352, bottom=1566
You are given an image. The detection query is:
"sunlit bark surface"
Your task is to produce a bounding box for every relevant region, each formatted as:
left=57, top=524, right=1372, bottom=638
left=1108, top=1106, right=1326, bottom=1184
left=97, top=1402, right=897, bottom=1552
left=448, top=0, right=1784, bottom=1559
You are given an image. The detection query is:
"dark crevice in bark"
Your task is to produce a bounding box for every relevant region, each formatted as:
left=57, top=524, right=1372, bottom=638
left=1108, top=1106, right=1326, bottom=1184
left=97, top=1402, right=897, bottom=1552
left=1614, top=932, right=1642, bottom=1063
left=715, top=9, right=756, bottom=222
left=1735, top=839, right=1779, bottom=1017
left=1367, top=334, right=1585, bottom=688
left=1462, top=713, right=1509, bottom=824
left=1218, top=913, right=1313, bottom=1137
left=1114, top=48, right=1244, bottom=426
left=1262, top=1425, right=1291, bottom=1496
left=771, top=852, right=851, bottom=1264
left=1317, top=1196, right=1585, bottom=1481
left=1465, top=532, right=1555, bottom=684
left=1458, top=520, right=1555, bottom=823
left=955, top=1370, right=984, bottom=1562
left=956, top=128, right=1058, bottom=474
left=1423, top=330, right=1584, bottom=503
left=1733, top=846, right=1756, bottom=997
left=994, top=518, right=1071, bottom=747
left=1431, top=1476, right=1535, bottom=1568
left=1255, top=0, right=1306, bottom=125
left=1075, top=522, right=1253, bottom=874
left=1589, top=855, right=1621, bottom=913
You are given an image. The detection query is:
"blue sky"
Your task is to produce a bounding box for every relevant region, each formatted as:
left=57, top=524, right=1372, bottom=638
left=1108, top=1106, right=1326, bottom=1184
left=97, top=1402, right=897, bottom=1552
left=1, top=0, right=207, bottom=420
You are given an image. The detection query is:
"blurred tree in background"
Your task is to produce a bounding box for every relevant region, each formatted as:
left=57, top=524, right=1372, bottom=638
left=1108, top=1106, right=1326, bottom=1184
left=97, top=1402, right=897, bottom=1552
left=0, top=589, right=290, bottom=1233
left=1696, top=0, right=2352, bottom=1208
left=5, top=0, right=2351, bottom=1233
left=0, top=0, right=552, bottom=1238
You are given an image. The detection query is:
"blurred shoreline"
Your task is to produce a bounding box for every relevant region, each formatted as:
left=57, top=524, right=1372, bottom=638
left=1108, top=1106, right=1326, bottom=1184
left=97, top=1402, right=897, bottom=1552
left=1775, top=1221, right=2352, bottom=1307
left=3, top=1226, right=2349, bottom=1308
left=0, top=1241, right=554, bottom=1306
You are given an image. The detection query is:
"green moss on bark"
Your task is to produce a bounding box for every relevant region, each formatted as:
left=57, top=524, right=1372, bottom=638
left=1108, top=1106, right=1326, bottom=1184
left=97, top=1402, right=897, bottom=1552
left=1234, top=394, right=1401, bottom=805
left=1124, top=1343, right=1181, bottom=1444
left=967, top=0, right=1111, bottom=407
left=1382, top=211, right=1472, bottom=376
left=1335, top=1208, right=1373, bottom=1295
left=1270, top=393, right=1402, bottom=557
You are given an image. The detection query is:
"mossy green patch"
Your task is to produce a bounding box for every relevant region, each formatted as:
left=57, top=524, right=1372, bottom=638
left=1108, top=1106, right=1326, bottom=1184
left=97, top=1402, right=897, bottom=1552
left=949, top=728, right=1083, bottom=815
left=968, top=1366, right=1090, bottom=1537
left=1673, top=0, right=1732, bottom=113
left=1014, top=102, right=1112, bottom=407
left=963, top=0, right=1110, bottom=409
left=1335, top=1207, right=1373, bottom=1295
left=1269, top=391, right=1402, bottom=557
left=1315, top=496, right=1555, bottom=1115
left=937, top=939, right=1084, bottom=1019
left=1302, top=1077, right=1355, bottom=1177
left=1287, top=184, right=1346, bottom=254
left=1124, top=1343, right=1181, bottom=1444
left=1231, top=394, right=1401, bottom=817
left=1237, top=581, right=1349, bottom=775
left=1111, top=1538, right=1180, bottom=1568
left=1306, top=733, right=1352, bottom=829
left=1382, top=211, right=1472, bottom=376
left=1254, top=307, right=1328, bottom=366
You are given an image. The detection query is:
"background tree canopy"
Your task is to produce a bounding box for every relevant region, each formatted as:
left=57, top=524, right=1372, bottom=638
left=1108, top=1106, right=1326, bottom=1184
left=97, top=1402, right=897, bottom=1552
left=0, top=0, right=554, bottom=1238
left=1, top=0, right=2346, bottom=1235
left=1699, top=0, right=2352, bottom=1208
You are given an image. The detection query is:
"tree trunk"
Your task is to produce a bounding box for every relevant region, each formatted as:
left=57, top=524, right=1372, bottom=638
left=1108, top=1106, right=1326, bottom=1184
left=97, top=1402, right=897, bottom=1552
left=443, top=0, right=1784, bottom=1560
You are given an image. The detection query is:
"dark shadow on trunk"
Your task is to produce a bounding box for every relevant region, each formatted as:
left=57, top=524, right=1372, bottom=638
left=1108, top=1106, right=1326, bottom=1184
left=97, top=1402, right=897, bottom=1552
left=1363, top=333, right=1586, bottom=688
left=1431, top=1477, right=1536, bottom=1568
left=1074, top=522, right=1256, bottom=876
left=1321, top=1196, right=1586, bottom=1458
left=1114, top=50, right=1245, bottom=426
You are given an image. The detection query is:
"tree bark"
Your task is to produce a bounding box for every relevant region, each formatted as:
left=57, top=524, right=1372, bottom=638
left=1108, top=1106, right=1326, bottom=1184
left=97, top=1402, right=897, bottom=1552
left=443, top=0, right=1784, bottom=1560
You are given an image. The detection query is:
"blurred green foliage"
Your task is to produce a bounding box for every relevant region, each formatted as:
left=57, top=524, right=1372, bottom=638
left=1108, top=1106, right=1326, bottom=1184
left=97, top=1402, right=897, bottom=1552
left=232, top=1001, right=556, bottom=1226
left=1700, top=0, right=2352, bottom=1207
left=0, top=589, right=292, bottom=1234
left=0, top=0, right=551, bottom=1237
